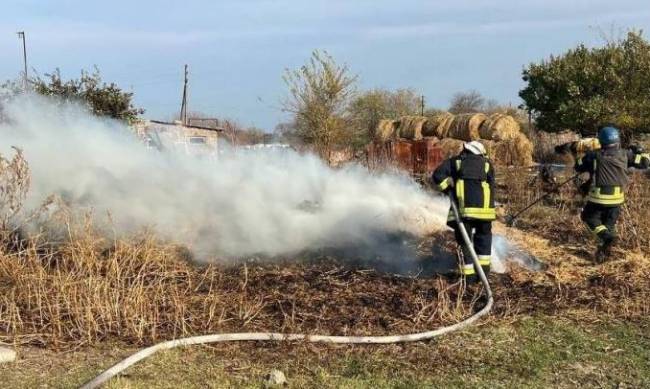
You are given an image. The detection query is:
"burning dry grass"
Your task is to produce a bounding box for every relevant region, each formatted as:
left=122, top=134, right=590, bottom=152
left=0, top=223, right=481, bottom=347
left=0, top=150, right=649, bottom=352
left=2, top=219, right=648, bottom=350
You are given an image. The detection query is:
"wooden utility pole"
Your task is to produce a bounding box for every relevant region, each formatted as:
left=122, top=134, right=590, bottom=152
left=420, top=95, right=425, bottom=116
left=179, top=64, right=188, bottom=125
left=16, top=31, right=28, bottom=91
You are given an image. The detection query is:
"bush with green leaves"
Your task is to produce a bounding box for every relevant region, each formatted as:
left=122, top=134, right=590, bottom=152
left=520, top=31, right=650, bottom=138
left=2, top=68, right=143, bottom=123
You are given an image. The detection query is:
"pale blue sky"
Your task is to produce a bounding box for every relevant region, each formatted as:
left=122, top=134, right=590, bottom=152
left=2, top=0, right=650, bottom=130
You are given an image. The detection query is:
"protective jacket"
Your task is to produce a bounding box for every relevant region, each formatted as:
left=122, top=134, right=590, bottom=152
left=432, top=152, right=496, bottom=221
left=575, top=147, right=650, bottom=206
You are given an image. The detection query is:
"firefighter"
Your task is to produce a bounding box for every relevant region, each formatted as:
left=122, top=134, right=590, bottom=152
left=575, top=126, right=650, bottom=262
left=432, top=141, right=496, bottom=283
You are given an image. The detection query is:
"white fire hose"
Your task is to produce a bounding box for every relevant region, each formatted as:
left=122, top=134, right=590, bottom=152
left=81, top=195, right=493, bottom=389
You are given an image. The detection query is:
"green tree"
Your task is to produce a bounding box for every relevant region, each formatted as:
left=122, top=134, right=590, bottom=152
left=519, top=30, right=650, bottom=137
left=2, top=68, right=143, bottom=123
left=283, top=50, right=357, bottom=163
left=348, top=88, right=421, bottom=141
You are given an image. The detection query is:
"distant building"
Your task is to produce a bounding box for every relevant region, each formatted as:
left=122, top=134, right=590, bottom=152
left=133, top=120, right=224, bottom=157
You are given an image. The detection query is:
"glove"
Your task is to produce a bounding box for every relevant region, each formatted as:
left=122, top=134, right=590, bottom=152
left=629, top=144, right=646, bottom=154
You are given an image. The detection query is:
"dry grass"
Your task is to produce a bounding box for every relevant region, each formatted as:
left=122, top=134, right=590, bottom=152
left=497, top=168, right=650, bottom=252
left=0, top=219, right=479, bottom=347
left=1, top=149, right=649, bottom=352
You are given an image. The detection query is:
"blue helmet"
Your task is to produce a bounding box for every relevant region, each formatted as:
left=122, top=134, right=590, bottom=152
left=598, top=126, right=620, bottom=147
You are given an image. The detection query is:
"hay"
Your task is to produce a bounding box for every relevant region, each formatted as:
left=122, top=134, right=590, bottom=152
left=398, top=116, right=427, bottom=140
left=422, top=112, right=454, bottom=138
left=533, top=130, right=580, bottom=163
left=437, top=138, right=465, bottom=159
left=436, top=114, right=455, bottom=138
left=493, top=133, right=534, bottom=166
left=374, top=119, right=397, bottom=143
left=479, top=113, right=521, bottom=141
left=448, top=113, right=487, bottom=141
left=477, top=139, right=496, bottom=160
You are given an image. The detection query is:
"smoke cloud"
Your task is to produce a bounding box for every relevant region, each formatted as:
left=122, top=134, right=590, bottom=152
left=0, top=95, right=448, bottom=260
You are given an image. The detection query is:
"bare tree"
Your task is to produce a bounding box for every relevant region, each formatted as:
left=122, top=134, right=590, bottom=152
left=449, top=90, right=485, bottom=114
left=283, top=50, right=357, bottom=164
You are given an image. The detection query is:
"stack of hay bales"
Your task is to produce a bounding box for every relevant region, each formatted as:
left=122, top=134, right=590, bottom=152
left=479, top=113, right=520, bottom=141
left=422, top=112, right=454, bottom=138
left=373, top=111, right=536, bottom=167
left=448, top=113, right=487, bottom=141
left=374, top=119, right=398, bottom=143
left=397, top=116, right=427, bottom=140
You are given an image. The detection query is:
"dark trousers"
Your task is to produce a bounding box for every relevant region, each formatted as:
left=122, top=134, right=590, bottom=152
left=581, top=202, right=621, bottom=243
left=449, top=219, right=492, bottom=275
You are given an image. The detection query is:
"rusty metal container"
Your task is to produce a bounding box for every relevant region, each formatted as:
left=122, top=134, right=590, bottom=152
left=392, top=139, right=414, bottom=171
left=364, top=138, right=444, bottom=177
left=412, top=137, right=444, bottom=175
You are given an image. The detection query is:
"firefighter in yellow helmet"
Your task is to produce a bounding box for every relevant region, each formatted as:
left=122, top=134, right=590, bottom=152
left=432, top=141, right=496, bottom=283
left=575, top=126, right=650, bottom=262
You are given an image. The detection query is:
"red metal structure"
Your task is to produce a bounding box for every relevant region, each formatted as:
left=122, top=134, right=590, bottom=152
left=365, top=138, right=445, bottom=178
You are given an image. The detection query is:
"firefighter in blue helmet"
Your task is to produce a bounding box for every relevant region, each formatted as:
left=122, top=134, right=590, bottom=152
left=575, top=126, right=650, bottom=262
left=432, top=141, right=496, bottom=283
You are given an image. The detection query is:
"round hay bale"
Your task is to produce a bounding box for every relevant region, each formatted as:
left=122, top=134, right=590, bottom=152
left=398, top=116, right=427, bottom=140
left=477, top=139, right=496, bottom=159
left=436, top=114, right=455, bottom=138
left=422, top=112, right=454, bottom=138
left=448, top=113, right=487, bottom=141
left=437, top=138, right=465, bottom=158
left=374, top=119, right=397, bottom=143
left=493, top=133, right=534, bottom=166
left=479, top=113, right=520, bottom=141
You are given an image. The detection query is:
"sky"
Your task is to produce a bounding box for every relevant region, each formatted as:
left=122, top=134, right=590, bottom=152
left=1, top=0, right=650, bottom=130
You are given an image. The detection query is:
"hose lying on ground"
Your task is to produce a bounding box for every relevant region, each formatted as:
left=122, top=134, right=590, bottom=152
left=81, top=195, right=493, bottom=389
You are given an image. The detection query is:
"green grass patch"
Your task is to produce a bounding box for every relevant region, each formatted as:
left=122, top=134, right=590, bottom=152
left=2, top=315, right=649, bottom=388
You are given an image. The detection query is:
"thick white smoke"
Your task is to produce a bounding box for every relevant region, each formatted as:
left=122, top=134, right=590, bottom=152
left=0, top=95, right=448, bottom=260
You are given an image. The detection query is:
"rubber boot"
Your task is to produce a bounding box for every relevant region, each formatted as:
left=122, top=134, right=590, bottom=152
left=464, top=273, right=479, bottom=285
left=601, top=235, right=616, bottom=260
left=595, top=231, right=615, bottom=263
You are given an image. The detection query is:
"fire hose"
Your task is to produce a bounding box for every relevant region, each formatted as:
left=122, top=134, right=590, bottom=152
left=80, top=194, right=493, bottom=388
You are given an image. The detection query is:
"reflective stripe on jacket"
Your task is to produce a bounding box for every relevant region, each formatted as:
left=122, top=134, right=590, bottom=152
left=432, top=152, right=496, bottom=221
left=575, top=147, right=649, bottom=206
